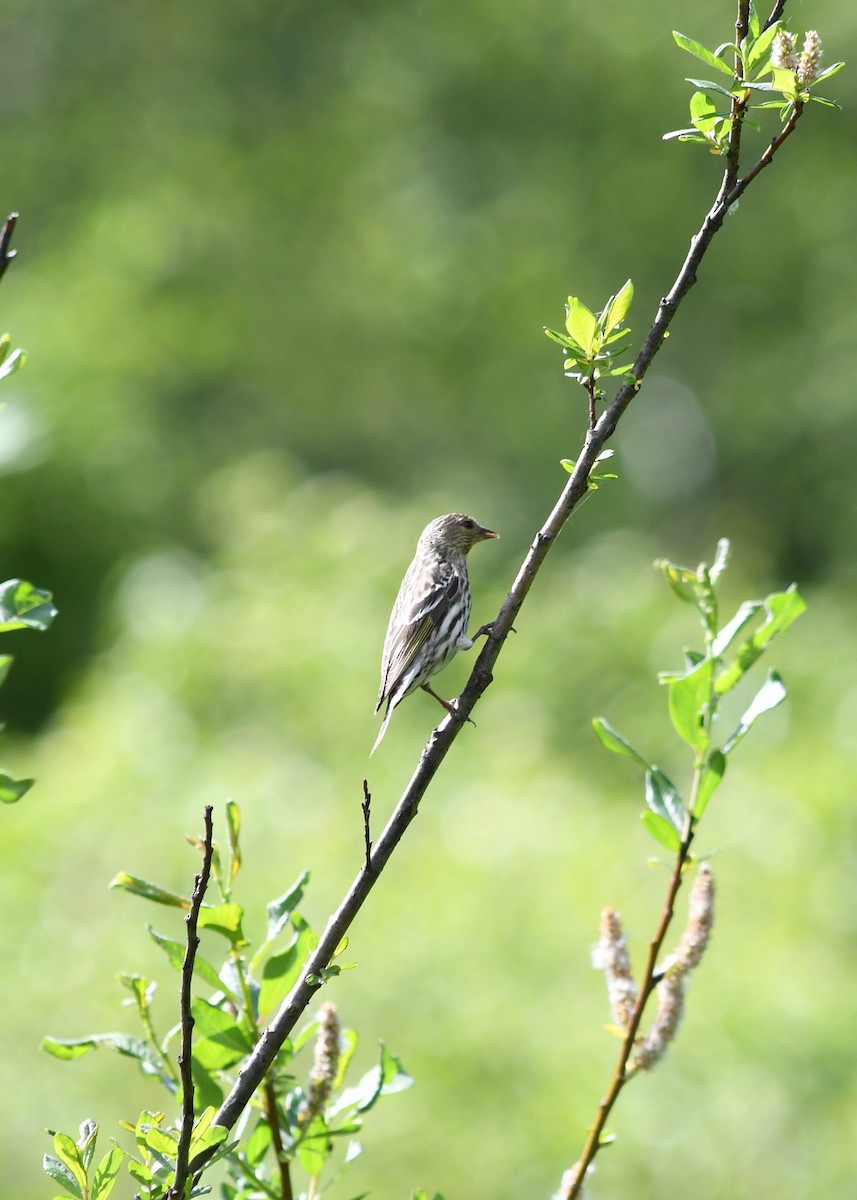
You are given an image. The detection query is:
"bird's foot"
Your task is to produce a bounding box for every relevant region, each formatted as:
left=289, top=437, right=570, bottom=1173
left=421, top=682, right=476, bottom=727
left=450, top=697, right=477, bottom=728
left=472, top=619, right=516, bottom=640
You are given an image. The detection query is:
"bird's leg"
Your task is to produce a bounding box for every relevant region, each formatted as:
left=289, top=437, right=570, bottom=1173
left=421, top=682, right=476, bottom=727
left=471, top=619, right=516, bottom=640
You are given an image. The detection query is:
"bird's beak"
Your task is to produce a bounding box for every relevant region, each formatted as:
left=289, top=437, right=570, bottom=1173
left=478, top=526, right=499, bottom=540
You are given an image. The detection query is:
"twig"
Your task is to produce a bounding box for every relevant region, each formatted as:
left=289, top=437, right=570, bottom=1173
left=186, top=1, right=810, bottom=1178
left=558, top=797, right=700, bottom=1199
left=264, top=1078, right=293, bottom=1200
left=169, top=805, right=215, bottom=1200
left=765, top=0, right=787, bottom=27
left=0, top=213, right=18, bottom=283
left=361, top=779, right=373, bottom=873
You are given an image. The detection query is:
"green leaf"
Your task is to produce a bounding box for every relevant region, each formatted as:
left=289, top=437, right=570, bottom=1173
left=591, top=717, right=650, bottom=770
left=0, top=347, right=26, bottom=381
left=259, top=917, right=315, bottom=1017
left=722, top=671, right=788, bottom=755
left=641, top=810, right=682, bottom=851
left=694, top=749, right=726, bottom=818
left=109, top=873, right=189, bottom=908
left=715, top=586, right=806, bottom=694
left=78, top=1120, right=98, bottom=1173
left=600, top=279, right=634, bottom=336
left=667, top=658, right=713, bottom=752
left=544, top=326, right=578, bottom=352
left=187, top=1113, right=226, bottom=1161
left=43, top=1153, right=84, bottom=1199
left=225, top=798, right=241, bottom=883
left=0, top=579, right=57, bottom=632
left=197, top=902, right=247, bottom=947
left=663, top=128, right=708, bottom=143
left=190, top=998, right=253, bottom=1070
left=655, top=559, right=698, bottom=605
left=296, top=1114, right=329, bottom=1177
left=0, top=770, right=34, bottom=803
left=53, top=1134, right=87, bottom=1194
left=687, top=77, right=739, bottom=101
left=673, top=31, right=735, bottom=76
left=330, top=1045, right=412, bottom=1118
left=147, top=926, right=233, bottom=999
left=746, top=22, right=781, bottom=72
left=143, top=1125, right=178, bottom=1159
left=565, top=296, right=598, bottom=356
left=645, top=769, right=686, bottom=832
left=266, top=870, right=311, bottom=942
left=126, top=1157, right=153, bottom=1186
left=689, top=91, right=722, bottom=132
left=91, top=1148, right=124, bottom=1200
left=712, top=599, right=764, bottom=657
left=191, top=1055, right=225, bottom=1111
left=42, top=1032, right=164, bottom=1074
left=245, top=1119, right=273, bottom=1168
left=813, top=61, right=845, bottom=84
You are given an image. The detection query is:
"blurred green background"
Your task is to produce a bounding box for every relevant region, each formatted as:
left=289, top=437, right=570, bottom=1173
left=2, top=0, right=856, bottom=1195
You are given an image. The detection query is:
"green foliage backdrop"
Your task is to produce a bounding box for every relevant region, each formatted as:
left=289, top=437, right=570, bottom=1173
left=1, top=0, right=856, bottom=1196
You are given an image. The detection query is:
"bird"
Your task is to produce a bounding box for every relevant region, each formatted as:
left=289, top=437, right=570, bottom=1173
left=372, top=512, right=498, bottom=755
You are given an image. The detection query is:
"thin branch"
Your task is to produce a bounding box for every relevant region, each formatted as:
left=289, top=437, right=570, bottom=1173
left=728, top=103, right=804, bottom=198
left=0, top=213, right=18, bottom=283
left=186, top=10, right=810, bottom=1183
left=169, top=805, right=215, bottom=1200
left=362, top=779, right=373, bottom=873
left=558, top=798, right=700, bottom=1199
left=765, top=0, right=787, bottom=29
left=264, top=1078, right=293, bottom=1200
left=720, top=0, right=751, bottom=196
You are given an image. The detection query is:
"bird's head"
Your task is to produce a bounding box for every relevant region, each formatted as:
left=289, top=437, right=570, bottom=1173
left=420, top=513, right=499, bottom=556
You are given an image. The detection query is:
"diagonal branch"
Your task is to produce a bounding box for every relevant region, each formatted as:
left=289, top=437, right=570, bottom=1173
left=187, top=20, right=810, bottom=1187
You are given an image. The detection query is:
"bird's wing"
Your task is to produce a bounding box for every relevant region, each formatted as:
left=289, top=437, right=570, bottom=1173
left=376, top=560, right=463, bottom=710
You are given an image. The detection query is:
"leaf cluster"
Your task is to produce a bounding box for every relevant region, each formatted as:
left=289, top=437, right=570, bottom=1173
left=42, top=802, right=412, bottom=1200
left=665, top=6, right=844, bottom=152
left=544, top=280, right=635, bottom=406
left=0, top=577, right=57, bottom=803
left=593, top=538, right=805, bottom=850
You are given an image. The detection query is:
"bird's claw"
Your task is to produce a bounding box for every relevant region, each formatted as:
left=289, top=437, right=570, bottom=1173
left=473, top=620, right=516, bottom=640
left=443, top=698, right=476, bottom=729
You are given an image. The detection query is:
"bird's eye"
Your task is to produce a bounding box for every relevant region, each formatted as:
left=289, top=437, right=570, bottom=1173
left=463, top=518, right=476, bottom=529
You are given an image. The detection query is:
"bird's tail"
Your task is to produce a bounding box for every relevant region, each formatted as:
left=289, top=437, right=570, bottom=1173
left=370, top=703, right=395, bottom=757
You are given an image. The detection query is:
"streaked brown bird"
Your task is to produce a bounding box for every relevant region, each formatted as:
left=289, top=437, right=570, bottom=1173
left=372, top=512, right=498, bottom=755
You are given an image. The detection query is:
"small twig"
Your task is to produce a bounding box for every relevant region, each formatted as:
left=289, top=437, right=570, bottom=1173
left=264, top=1079, right=293, bottom=1200
left=169, top=805, right=215, bottom=1200
left=765, top=0, right=787, bottom=28
left=0, top=213, right=18, bottom=283
left=361, top=779, right=373, bottom=872
left=559, top=803, right=699, bottom=1198
left=728, top=103, right=804, bottom=198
